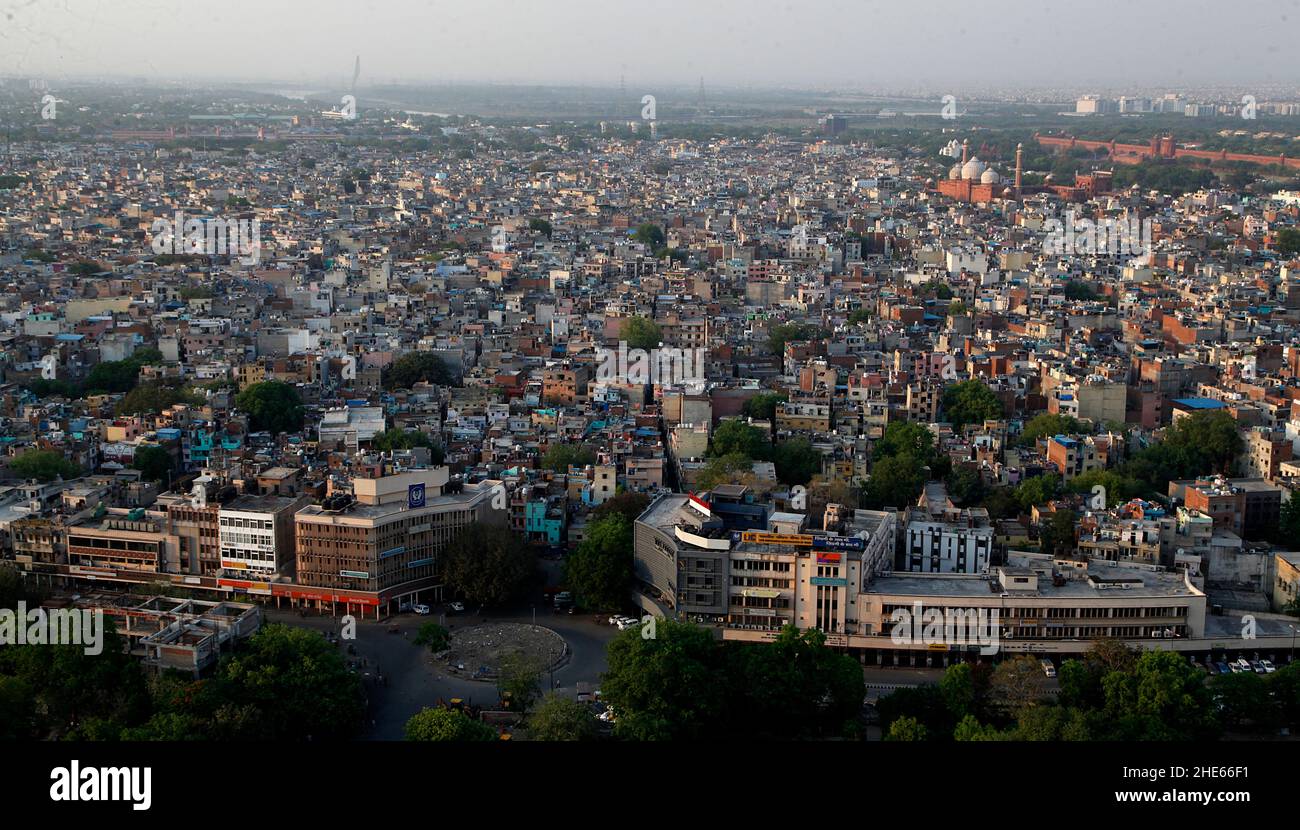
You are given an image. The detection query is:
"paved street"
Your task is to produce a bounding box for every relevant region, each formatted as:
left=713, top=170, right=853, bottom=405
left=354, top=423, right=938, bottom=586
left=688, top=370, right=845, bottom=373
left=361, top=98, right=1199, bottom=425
left=266, top=603, right=618, bottom=740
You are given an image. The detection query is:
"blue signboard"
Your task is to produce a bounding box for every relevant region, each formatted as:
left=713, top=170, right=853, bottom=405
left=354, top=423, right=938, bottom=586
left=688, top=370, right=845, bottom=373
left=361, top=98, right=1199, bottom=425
left=408, top=483, right=426, bottom=509
left=812, top=535, right=865, bottom=552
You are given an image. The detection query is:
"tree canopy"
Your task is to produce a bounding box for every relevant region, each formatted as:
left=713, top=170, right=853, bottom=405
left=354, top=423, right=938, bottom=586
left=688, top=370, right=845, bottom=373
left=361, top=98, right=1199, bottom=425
left=235, top=381, right=304, bottom=434
left=620, top=316, right=662, bottom=350
left=382, top=351, right=455, bottom=390
left=564, top=513, right=633, bottom=611
left=7, top=449, right=81, bottom=482
left=941, top=380, right=1004, bottom=431
left=441, top=523, right=535, bottom=607
left=404, top=707, right=496, bottom=741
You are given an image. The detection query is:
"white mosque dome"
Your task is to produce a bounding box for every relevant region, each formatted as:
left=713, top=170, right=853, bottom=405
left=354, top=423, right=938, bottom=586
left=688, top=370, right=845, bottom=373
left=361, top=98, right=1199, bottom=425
left=980, top=168, right=1000, bottom=184
left=948, top=163, right=962, bottom=180
left=961, top=157, right=986, bottom=180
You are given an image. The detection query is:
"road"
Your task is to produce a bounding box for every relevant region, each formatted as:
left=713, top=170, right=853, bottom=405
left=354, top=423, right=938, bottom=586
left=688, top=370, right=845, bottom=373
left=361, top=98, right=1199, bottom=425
left=266, top=603, right=617, bottom=740
left=861, top=664, right=1061, bottom=701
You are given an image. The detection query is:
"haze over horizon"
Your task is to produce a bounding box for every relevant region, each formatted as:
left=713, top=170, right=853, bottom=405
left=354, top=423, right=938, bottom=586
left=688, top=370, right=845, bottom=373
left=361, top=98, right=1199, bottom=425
left=2, top=0, right=1298, bottom=92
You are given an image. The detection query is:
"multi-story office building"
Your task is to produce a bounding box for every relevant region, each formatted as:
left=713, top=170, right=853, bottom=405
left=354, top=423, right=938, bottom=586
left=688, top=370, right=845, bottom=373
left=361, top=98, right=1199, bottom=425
left=294, top=467, right=504, bottom=613
left=633, top=486, right=896, bottom=628
left=218, top=493, right=311, bottom=580
left=64, top=508, right=177, bottom=575
left=901, top=482, right=993, bottom=574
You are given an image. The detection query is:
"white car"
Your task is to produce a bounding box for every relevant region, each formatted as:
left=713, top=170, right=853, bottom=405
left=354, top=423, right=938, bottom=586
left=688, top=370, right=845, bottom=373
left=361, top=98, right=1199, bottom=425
left=615, top=617, right=641, bottom=631
left=413, top=604, right=430, bottom=615
left=448, top=602, right=465, bottom=612
left=1260, top=660, right=1276, bottom=674
left=607, top=615, right=623, bottom=626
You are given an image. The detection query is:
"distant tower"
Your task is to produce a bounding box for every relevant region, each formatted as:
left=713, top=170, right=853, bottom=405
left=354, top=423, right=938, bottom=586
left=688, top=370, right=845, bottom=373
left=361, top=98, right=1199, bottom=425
left=1014, top=142, right=1023, bottom=197
left=698, top=76, right=705, bottom=107
left=961, top=139, right=969, bottom=165
left=352, top=56, right=361, bottom=94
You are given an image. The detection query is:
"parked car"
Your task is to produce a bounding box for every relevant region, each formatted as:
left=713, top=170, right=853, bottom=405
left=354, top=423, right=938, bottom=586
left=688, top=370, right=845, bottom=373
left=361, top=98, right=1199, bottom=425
left=1250, top=660, right=1266, bottom=674
left=413, top=604, right=431, bottom=615
left=1260, top=659, right=1277, bottom=674
left=1040, top=659, right=1056, bottom=678
left=448, top=601, right=465, bottom=613
left=1215, top=662, right=1231, bottom=675
left=615, top=618, right=641, bottom=631
left=398, top=602, right=412, bottom=613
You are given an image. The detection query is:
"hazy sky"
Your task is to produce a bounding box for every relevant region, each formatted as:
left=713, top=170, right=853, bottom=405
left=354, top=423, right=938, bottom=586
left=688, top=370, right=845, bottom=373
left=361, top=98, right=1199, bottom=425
left=2, top=0, right=1298, bottom=91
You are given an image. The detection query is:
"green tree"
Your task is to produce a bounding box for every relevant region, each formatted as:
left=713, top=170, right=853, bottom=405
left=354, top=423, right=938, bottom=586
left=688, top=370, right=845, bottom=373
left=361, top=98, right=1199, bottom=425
left=767, top=321, right=822, bottom=356
left=694, top=452, right=755, bottom=490
left=382, top=352, right=454, bottom=390
left=708, top=419, right=771, bottom=460
left=771, top=437, right=822, bottom=486
left=939, top=662, right=977, bottom=720
left=1278, top=496, right=1300, bottom=549
left=131, top=445, right=174, bottom=484
left=528, top=217, right=554, bottom=238
left=874, top=421, right=936, bottom=462
left=235, top=381, right=305, bottom=434
left=7, top=449, right=81, bottom=482
left=217, top=624, right=365, bottom=740
left=0, top=618, right=149, bottom=739
left=953, top=713, right=1003, bottom=741
left=723, top=626, right=865, bottom=738
left=542, top=443, right=597, bottom=472
left=1268, top=661, right=1300, bottom=727
left=497, top=651, right=543, bottom=713
left=885, top=716, right=928, bottom=741
left=945, top=466, right=986, bottom=506
left=633, top=223, right=665, bottom=248
left=116, top=382, right=200, bottom=415
left=1019, top=413, right=1083, bottom=447
left=1162, top=411, right=1243, bottom=476
left=441, top=523, right=535, bottom=607
left=620, top=316, right=662, bottom=350
left=942, top=380, right=1004, bottom=431
left=862, top=453, right=927, bottom=509
left=1015, top=473, right=1060, bottom=512
left=990, top=655, right=1048, bottom=717
left=591, top=492, right=651, bottom=524
left=601, top=620, right=726, bottom=740
left=564, top=513, right=633, bottom=611
left=371, top=428, right=445, bottom=463
left=1273, top=227, right=1300, bottom=256
left=526, top=692, right=599, bottom=741
left=1211, top=671, right=1274, bottom=731
left=413, top=622, right=451, bottom=652
left=847, top=307, right=873, bottom=325
left=743, top=391, right=787, bottom=422
left=1100, top=650, right=1217, bottom=740
left=1040, top=508, right=1077, bottom=558
left=404, top=707, right=496, bottom=741
left=1008, top=705, right=1092, bottom=741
